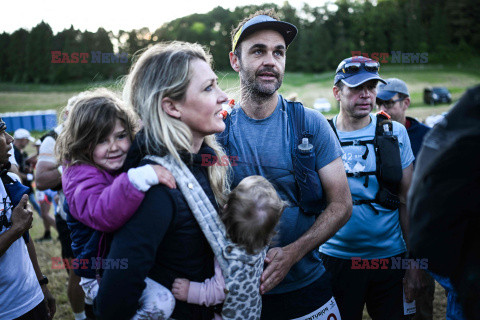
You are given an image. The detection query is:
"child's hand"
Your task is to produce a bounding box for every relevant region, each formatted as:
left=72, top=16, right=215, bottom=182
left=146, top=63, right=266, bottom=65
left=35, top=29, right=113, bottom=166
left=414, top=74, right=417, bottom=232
left=172, top=278, right=190, bottom=301
left=151, top=165, right=176, bottom=189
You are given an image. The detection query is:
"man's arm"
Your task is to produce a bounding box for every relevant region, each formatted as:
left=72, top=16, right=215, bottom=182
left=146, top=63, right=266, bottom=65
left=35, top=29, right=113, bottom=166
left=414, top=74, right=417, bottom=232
left=260, top=157, right=352, bottom=294
left=35, top=161, right=61, bottom=190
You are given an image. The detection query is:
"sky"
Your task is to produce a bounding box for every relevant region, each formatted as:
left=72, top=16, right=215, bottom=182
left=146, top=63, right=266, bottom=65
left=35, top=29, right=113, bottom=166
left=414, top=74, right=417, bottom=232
left=1, top=0, right=325, bottom=34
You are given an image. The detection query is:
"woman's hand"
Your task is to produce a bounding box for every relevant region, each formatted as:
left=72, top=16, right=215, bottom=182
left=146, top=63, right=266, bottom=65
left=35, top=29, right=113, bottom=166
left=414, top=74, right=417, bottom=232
left=172, top=278, right=190, bottom=301
left=151, top=165, right=176, bottom=189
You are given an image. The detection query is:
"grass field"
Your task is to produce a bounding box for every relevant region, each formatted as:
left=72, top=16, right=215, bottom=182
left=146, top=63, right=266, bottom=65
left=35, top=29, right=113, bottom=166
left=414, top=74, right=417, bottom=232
left=7, top=65, right=478, bottom=319
left=1, top=64, right=479, bottom=116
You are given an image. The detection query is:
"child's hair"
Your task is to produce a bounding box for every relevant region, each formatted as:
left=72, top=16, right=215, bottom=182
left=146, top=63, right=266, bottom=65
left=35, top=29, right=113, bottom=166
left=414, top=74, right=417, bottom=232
left=56, top=88, right=138, bottom=167
left=222, top=176, right=287, bottom=254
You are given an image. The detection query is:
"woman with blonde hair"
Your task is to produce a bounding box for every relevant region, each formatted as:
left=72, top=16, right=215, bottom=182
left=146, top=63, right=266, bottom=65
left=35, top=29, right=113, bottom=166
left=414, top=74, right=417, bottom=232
left=95, top=42, right=230, bottom=320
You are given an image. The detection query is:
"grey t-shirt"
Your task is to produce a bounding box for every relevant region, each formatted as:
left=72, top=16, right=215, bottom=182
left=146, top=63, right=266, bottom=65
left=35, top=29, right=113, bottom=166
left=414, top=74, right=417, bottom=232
left=222, top=95, right=342, bottom=294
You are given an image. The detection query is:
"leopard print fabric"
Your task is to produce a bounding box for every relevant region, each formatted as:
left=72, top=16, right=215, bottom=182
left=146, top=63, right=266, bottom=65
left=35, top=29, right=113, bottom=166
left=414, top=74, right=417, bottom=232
left=145, top=155, right=265, bottom=320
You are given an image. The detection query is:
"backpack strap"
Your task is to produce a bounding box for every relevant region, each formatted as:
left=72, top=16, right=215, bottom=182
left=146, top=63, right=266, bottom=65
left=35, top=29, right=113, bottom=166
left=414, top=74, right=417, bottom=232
left=284, top=98, right=326, bottom=215
left=327, top=118, right=339, bottom=140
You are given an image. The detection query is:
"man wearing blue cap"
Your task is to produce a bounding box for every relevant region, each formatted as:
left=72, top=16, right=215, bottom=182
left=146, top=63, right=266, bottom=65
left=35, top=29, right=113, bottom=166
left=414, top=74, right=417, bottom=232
left=319, top=57, right=418, bottom=319
left=377, top=79, right=432, bottom=320
left=222, top=10, right=351, bottom=320
left=377, top=78, right=431, bottom=161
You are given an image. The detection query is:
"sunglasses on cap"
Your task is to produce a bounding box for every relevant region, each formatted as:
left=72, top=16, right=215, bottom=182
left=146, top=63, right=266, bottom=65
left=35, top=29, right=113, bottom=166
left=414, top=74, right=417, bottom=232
left=337, top=60, right=380, bottom=75
left=0, top=119, right=5, bottom=132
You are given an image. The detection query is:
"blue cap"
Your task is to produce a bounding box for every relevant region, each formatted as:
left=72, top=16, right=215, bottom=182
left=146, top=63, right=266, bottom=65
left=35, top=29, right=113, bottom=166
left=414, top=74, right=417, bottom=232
left=377, top=78, right=410, bottom=101
left=334, top=56, right=386, bottom=87
left=232, top=15, right=297, bottom=52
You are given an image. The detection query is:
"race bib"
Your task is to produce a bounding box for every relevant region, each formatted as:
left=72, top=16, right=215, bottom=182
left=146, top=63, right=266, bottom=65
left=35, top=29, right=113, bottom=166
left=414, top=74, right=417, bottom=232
left=403, top=287, right=416, bottom=315
left=291, top=296, right=341, bottom=320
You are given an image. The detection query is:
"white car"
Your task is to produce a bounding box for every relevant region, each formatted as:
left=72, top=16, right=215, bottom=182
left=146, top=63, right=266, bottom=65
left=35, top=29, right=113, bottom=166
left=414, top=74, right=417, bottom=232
left=313, top=98, right=332, bottom=112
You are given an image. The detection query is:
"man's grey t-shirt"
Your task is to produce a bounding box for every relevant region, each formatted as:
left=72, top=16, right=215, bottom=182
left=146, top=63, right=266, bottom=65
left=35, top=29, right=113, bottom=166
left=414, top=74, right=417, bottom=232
left=222, top=95, right=342, bottom=294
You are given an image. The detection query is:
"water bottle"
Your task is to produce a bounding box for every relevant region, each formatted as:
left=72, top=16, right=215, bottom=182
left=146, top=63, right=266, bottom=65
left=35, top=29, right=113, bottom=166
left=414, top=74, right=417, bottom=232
left=298, top=138, right=313, bottom=154
left=220, top=99, right=235, bottom=120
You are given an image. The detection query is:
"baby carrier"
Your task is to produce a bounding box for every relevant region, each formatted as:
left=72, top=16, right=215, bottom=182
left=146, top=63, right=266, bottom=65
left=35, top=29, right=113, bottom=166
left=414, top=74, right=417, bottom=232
left=145, top=154, right=266, bottom=320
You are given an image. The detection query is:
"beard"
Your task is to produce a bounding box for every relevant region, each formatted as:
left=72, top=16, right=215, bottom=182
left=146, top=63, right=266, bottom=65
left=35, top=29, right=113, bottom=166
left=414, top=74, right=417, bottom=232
left=239, top=65, right=283, bottom=102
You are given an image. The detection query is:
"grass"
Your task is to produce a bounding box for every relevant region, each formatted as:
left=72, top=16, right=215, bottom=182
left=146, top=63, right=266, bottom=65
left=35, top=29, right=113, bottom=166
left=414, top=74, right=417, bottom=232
left=2, top=64, right=479, bottom=116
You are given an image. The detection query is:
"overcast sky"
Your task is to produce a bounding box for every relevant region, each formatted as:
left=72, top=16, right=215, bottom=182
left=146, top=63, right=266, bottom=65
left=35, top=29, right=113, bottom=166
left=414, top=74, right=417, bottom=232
left=1, top=0, right=325, bottom=34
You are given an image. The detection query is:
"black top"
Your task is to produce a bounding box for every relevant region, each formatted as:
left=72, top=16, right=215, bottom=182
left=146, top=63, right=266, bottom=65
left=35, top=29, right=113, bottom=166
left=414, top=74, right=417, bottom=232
left=94, top=134, right=217, bottom=320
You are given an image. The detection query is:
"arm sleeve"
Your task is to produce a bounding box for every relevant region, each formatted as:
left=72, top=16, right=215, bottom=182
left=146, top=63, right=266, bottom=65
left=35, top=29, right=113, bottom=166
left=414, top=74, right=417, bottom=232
left=187, top=258, right=226, bottom=307
left=63, top=165, right=145, bottom=232
left=94, top=186, right=174, bottom=319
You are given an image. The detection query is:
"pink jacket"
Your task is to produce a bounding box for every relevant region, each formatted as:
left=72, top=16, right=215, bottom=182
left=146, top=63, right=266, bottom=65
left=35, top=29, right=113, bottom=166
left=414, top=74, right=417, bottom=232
left=187, top=259, right=226, bottom=320
left=63, top=164, right=144, bottom=232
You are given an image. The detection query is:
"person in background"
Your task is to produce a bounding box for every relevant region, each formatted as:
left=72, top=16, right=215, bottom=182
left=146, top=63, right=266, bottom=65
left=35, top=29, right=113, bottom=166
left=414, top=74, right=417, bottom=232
left=36, top=94, right=91, bottom=320
left=319, top=56, right=422, bottom=319
left=377, top=78, right=433, bottom=320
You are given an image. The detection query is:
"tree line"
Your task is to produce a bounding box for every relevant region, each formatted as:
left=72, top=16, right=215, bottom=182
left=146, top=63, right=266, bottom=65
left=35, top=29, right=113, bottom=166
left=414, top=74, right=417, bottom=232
left=0, top=0, right=478, bottom=84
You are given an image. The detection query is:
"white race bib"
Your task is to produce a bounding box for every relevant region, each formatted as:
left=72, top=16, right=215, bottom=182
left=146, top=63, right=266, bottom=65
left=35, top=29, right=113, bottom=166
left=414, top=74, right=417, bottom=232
left=291, top=296, right=342, bottom=320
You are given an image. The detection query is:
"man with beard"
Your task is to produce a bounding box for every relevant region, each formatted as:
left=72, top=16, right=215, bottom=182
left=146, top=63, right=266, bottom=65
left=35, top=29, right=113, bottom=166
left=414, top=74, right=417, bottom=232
left=319, top=57, right=419, bottom=319
left=222, top=10, right=352, bottom=319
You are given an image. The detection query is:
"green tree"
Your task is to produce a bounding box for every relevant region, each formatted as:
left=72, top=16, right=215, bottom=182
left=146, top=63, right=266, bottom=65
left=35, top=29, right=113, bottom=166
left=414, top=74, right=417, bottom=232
left=25, top=21, right=53, bottom=83
left=7, top=28, right=29, bottom=82
left=0, top=33, right=11, bottom=81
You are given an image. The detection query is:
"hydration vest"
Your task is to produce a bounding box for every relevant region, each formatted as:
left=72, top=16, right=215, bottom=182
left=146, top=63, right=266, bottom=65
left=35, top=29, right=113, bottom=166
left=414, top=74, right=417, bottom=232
left=328, top=111, right=403, bottom=214
left=216, top=96, right=325, bottom=216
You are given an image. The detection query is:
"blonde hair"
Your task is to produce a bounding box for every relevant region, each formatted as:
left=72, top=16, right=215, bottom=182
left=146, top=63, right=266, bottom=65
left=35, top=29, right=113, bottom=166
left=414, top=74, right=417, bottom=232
left=56, top=88, right=138, bottom=167
left=222, top=176, right=287, bottom=254
left=123, top=41, right=230, bottom=205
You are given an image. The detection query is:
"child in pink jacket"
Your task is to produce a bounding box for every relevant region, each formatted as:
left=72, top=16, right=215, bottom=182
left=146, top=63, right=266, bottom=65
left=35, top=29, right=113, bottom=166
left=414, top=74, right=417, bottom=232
left=172, top=176, right=287, bottom=320
left=58, top=89, right=176, bottom=320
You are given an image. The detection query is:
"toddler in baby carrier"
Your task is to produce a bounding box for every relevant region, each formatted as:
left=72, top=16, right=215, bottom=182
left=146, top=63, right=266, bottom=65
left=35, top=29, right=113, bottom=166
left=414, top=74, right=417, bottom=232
left=170, top=175, right=287, bottom=320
